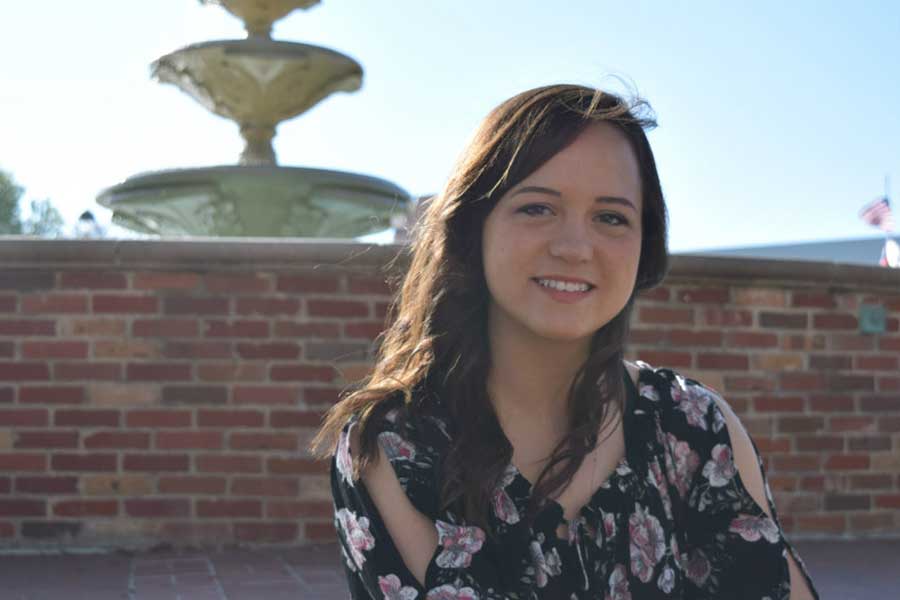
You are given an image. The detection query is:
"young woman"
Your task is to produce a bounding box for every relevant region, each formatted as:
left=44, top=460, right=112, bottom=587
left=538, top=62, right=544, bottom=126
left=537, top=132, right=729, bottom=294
left=310, top=84, right=820, bottom=599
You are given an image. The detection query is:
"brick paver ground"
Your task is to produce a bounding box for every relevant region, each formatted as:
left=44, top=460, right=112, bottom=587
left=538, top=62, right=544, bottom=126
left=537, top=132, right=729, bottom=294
left=0, top=539, right=897, bottom=599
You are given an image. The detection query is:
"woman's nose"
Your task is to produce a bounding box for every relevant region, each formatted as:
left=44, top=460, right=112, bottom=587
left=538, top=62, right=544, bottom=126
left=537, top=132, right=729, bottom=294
left=548, top=221, right=593, bottom=262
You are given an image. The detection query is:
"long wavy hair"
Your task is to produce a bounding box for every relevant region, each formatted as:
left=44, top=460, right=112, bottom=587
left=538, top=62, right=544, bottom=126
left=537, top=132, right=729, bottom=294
left=309, top=83, right=669, bottom=538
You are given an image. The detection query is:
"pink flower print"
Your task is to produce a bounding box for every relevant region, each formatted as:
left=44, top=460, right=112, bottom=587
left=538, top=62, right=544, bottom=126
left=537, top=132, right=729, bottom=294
left=676, top=384, right=711, bottom=431
left=628, top=503, right=666, bottom=583
left=684, top=548, right=711, bottom=586
left=603, top=512, right=617, bottom=541
left=491, top=464, right=520, bottom=524
left=664, top=433, right=701, bottom=499
left=425, top=584, right=479, bottom=600
left=378, top=573, right=419, bottom=600
left=606, top=563, right=631, bottom=600
left=529, top=541, right=562, bottom=588
left=647, top=459, right=673, bottom=520
left=434, top=520, right=485, bottom=569
left=657, top=566, right=676, bottom=594
left=702, top=444, right=737, bottom=487
left=639, top=383, right=659, bottom=402
left=669, top=383, right=688, bottom=404
left=729, top=515, right=780, bottom=543
left=378, top=431, right=416, bottom=461
left=336, top=424, right=355, bottom=486
left=336, top=508, right=375, bottom=568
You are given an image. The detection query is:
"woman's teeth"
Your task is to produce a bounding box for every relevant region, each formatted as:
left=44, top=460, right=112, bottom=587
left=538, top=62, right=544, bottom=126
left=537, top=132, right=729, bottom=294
left=535, top=278, right=591, bottom=292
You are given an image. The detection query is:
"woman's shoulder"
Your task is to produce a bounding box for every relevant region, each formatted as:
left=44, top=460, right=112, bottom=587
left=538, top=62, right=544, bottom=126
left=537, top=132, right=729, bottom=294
left=631, top=360, right=729, bottom=430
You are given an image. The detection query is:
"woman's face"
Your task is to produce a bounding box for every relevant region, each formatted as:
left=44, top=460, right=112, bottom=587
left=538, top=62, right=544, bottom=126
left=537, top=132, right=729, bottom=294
left=481, top=122, right=643, bottom=346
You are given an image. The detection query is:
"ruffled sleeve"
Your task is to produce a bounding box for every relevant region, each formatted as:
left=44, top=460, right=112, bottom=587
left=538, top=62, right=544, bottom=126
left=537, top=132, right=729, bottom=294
left=658, top=371, right=820, bottom=600
left=330, top=401, right=542, bottom=599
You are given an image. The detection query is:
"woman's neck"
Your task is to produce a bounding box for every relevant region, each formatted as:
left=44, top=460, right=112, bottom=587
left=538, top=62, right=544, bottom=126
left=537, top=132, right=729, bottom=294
left=486, top=312, right=591, bottom=437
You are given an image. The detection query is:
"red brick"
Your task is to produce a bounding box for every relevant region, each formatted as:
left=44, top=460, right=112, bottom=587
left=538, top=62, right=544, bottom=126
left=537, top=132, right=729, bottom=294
left=196, top=454, right=262, bottom=473
left=15, top=431, right=79, bottom=449
left=203, top=272, right=269, bottom=294
left=197, top=409, right=264, bottom=427
left=722, top=376, right=775, bottom=393
left=874, top=494, right=900, bottom=509
left=0, top=500, right=46, bottom=517
left=799, top=476, right=825, bottom=492
left=779, top=373, right=825, bottom=391
left=794, top=514, right=846, bottom=534
left=848, top=436, right=891, bottom=451
left=880, top=336, right=900, bottom=351
left=796, top=436, right=844, bottom=452
left=791, top=292, right=836, bottom=309
left=132, top=318, right=200, bottom=338
left=634, top=351, right=692, bottom=369
left=0, top=522, right=10, bottom=537
left=133, top=272, right=201, bottom=290
left=343, top=322, right=387, bottom=340
left=832, top=334, right=875, bottom=351
left=809, top=395, right=854, bottom=412
left=269, top=365, right=337, bottom=383
left=270, top=410, right=324, bottom=428
left=54, top=410, right=119, bottom=427
left=51, top=454, right=116, bottom=471
left=848, top=474, right=893, bottom=490
left=197, top=499, right=262, bottom=518
left=231, top=477, right=299, bottom=497
left=347, top=275, right=394, bottom=296
left=824, top=494, right=870, bottom=511
left=127, top=363, right=191, bottom=382
left=855, top=355, right=899, bottom=371
left=197, top=363, right=267, bottom=381
left=697, top=353, right=748, bottom=370
left=753, top=396, right=804, bottom=412
left=126, top=410, right=191, bottom=428
left=878, top=416, right=900, bottom=432
left=828, top=416, right=875, bottom=433
left=84, top=431, right=150, bottom=449
left=304, top=521, right=335, bottom=542
left=724, top=332, right=778, bottom=348
left=54, top=363, right=120, bottom=381
left=204, top=320, right=269, bottom=338
left=628, top=328, right=666, bottom=344
left=777, top=417, right=823, bottom=433
left=158, top=476, right=226, bottom=495
left=235, top=522, right=298, bottom=543
left=0, top=362, right=50, bottom=381
left=639, top=307, right=694, bottom=325
left=0, top=478, right=9, bottom=493
left=307, top=299, right=369, bottom=318
left=163, top=296, right=229, bottom=315
left=0, top=454, right=46, bottom=471
left=21, top=341, right=88, bottom=359
left=232, top=386, right=299, bottom=405
left=163, top=341, right=231, bottom=359
left=267, top=500, right=333, bottom=519
left=0, top=409, right=47, bottom=426
left=860, top=396, right=900, bottom=412
left=234, top=298, right=299, bottom=316
left=665, top=330, right=722, bottom=347
left=828, top=375, right=875, bottom=392
left=93, top=295, right=158, bottom=313
left=15, top=477, right=78, bottom=494
left=750, top=436, right=791, bottom=453
left=303, top=387, right=342, bottom=406
left=53, top=500, right=117, bottom=517
left=156, top=431, right=223, bottom=450
left=236, top=342, right=301, bottom=360
left=267, top=457, right=327, bottom=475
left=814, top=313, right=857, bottom=330
left=772, top=455, right=821, bottom=471
left=229, top=433, right=296, bottom=451
left=0, top=320, right=55, bottom=336
left=161, top=386, right=228, bottom=406
left=125, top=499, right=190, bottom=518
left=824, top=455, right=870, bottom=470
left=275, top=321, right=341, bottom=339
left=809, top=354, right=852, bottom=370
left=758, top=312, right=807, bottom=329
left=123, top=454, right=189, bottom=472
left=60, top=271, right=127, bottom=289
left=278, top=274, right=341, bottom=294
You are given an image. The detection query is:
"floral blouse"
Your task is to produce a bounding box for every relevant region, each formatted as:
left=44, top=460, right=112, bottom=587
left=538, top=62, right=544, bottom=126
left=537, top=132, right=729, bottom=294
left=330, top=361, right=820, bottom=599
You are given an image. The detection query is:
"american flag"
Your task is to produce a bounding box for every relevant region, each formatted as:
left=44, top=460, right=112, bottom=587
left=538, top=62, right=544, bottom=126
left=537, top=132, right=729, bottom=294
left=859, top=197, right=895, bottom=232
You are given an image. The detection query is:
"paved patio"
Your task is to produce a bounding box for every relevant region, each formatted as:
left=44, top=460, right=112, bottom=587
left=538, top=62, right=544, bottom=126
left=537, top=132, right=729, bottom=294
left=0, top=539, right=897, bottom=599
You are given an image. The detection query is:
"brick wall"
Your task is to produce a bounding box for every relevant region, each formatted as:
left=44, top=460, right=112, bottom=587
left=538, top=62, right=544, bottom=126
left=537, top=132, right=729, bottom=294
left=0, top=238, right=897, bottom=549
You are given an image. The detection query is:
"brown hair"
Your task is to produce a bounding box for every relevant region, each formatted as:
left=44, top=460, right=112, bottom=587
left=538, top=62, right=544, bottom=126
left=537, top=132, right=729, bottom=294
left=309, top=82, right=669, bottom=537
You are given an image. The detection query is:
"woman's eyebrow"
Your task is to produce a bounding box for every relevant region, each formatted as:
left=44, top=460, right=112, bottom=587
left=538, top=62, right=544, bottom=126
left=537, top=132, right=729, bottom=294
left=509, top=185, right=637, bottom=213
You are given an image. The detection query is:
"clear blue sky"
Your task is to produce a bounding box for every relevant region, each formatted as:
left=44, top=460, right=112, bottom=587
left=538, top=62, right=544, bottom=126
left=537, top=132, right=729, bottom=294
left=2, top=0, right=898, bottom=251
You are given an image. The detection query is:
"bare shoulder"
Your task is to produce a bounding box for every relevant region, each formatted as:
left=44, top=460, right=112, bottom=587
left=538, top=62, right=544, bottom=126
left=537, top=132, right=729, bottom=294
left=624, top=359, right=640, bottom=387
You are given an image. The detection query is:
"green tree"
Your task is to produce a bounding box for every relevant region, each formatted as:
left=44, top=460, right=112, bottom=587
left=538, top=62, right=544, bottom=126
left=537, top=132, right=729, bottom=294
left=0, top=168, right=65, bottom=238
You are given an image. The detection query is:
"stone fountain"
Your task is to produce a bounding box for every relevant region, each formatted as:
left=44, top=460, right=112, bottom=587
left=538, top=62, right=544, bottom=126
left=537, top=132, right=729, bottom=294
left=97, top=0, right=410, bottom=238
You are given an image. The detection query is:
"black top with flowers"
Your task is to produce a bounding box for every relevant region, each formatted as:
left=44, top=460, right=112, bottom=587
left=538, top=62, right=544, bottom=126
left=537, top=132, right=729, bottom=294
left=330, top=361, right=820, bottom=599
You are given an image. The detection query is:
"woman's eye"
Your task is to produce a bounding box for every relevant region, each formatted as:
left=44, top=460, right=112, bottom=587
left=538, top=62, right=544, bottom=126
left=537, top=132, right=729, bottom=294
left=518, top=204, right=552, bottom=217
left=597, top=213, right=629, bottom=226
